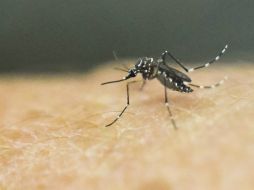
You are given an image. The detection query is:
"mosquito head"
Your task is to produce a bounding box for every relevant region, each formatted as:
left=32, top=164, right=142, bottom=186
left=101, top=68, right=137, bottom=85
left=101, top=58, right=151, bottom=86
left=125, top=69, right=137, bottom=79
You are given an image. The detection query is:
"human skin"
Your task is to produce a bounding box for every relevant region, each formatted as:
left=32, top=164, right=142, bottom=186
left=0, top=61, right=254, bottom=190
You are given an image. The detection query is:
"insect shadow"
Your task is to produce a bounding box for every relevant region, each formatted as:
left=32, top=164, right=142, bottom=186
left=101, top=45, right=229, bottom=129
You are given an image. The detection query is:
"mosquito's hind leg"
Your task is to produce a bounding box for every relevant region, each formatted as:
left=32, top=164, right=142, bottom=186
left=188, top=76, right=228, bottom=89
left=161, top=44, right=228, bottom=73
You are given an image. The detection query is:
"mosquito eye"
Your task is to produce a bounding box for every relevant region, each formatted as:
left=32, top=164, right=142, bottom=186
left=130, top=70, right=136, bottom=77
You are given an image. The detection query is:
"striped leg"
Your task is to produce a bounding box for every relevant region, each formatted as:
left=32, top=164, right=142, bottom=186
left=164, top=79, right=177, bottom=130
left=161, top=44, right=228, bottom=73
left=188, top=76, right=228, bottom=89
left=105, top=81, right=138, bottom=127
left=187, top=45, right=228, bottom=72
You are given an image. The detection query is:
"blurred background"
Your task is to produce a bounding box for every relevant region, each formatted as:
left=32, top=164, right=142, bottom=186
left=0, top=0, right=253, bottom=73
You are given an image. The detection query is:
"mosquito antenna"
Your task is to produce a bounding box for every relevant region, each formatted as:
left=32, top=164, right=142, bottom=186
left=113, top=50, right=129, bottom=70
left=113, top=50, right=119, bottom=60
left=113, top=67, right=129, bottom=72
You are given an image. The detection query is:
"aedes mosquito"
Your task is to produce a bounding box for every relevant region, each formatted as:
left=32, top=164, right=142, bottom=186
left=101, top=45, right=228, bottom=129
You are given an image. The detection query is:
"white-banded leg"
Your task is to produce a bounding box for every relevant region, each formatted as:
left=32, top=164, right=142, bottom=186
left=162, top=44, right=228, bottom=73
left=164, top=78, right=177, bottom=130
left=105, top=81, right=139, bottom=127
left=187, top=76, right=228, bottom=89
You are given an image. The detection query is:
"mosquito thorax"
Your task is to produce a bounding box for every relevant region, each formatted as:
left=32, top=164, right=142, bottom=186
left=135, top=57, right=154, bottom=69
left=133, top=57, right=156, bottom=79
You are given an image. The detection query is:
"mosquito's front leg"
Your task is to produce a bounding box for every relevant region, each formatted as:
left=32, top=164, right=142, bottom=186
left=105, top=81, right=139, bottom=127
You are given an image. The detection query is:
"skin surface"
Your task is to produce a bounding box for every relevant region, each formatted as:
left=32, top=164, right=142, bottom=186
left=0, top=61, right=254, bottom=190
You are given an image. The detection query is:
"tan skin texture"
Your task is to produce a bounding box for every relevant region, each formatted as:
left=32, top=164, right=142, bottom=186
left=0, top=61, right=254, bottom=190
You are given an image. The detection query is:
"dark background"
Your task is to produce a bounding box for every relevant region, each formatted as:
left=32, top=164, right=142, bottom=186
left=0, top=0, right=253, bottom=73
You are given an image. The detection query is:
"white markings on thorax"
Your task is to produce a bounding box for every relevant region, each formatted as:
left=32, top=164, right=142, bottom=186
left=138, top=60, right=142, bottom=67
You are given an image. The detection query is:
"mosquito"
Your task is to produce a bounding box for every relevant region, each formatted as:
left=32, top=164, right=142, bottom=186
left=101, top=45, right=228, bottom=129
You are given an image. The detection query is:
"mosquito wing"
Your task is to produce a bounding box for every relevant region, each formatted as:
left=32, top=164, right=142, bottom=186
left=158, top=64, right=192, bottom=82
left=156, top=64, right=193, bottom=92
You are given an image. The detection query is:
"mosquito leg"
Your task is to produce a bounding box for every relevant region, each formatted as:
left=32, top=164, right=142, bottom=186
left=161, top=44, right=228, bottom=73
left=186, top=45, right=228, bottom=72
left=161, top=50, right=189, bottom=72
left=105, top=81, right=138, bottom=127
left=164, top=78, right=177, bottom=130
left=188, top=76, right=228, bottom=89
